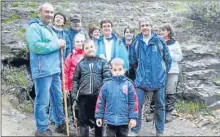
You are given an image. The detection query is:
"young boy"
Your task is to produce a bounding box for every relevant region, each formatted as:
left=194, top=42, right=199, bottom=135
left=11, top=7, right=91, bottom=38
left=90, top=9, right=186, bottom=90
left=95, top=58, right=139, bottom=137
left=71, top=40, right=112, bottom=136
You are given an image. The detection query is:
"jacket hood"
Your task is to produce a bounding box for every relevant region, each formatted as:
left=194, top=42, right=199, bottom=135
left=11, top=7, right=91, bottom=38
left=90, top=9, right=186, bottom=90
left=166, top=37, right=176, bottom=45
left=28, top=18, right=40, bottom=26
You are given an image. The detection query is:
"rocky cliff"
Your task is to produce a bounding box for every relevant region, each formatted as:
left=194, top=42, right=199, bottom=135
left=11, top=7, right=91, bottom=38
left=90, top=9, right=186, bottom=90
left=1, top=0, right=220, bottom=109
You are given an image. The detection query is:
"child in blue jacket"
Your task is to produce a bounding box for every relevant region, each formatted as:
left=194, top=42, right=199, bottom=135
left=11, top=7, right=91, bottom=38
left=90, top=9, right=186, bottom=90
left=95, top=58, right=139, bottom=137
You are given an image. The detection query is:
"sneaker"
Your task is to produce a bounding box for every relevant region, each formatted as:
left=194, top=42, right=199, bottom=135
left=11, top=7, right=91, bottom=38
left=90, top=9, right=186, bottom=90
left=35, top=128, right=52, bottom=136
left=55, top=122, right=76, bottom=136
left=156, top=132, right=164, bottom=136
left=128, top=131, right=138, bottom=136
left=165, top=112, right=173, bottom=123
left=146, top=113, right=154, bottom=122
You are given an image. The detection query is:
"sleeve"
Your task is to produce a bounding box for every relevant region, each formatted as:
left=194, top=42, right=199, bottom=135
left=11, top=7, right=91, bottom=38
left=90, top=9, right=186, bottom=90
left=64, top=54, right=72, bottom=91
left=102, top=60, right=112, bottom=84
left=117, top=41, right=129, bottom=70
left=172, top=42, right=183, bottom=62
left=71, top=63, right=81, bottom=101
left=130, top=40, right=139, bottom=70
left=26, top=25, right=60, bottom=54
left=128, top=82, right=139, bottom=119
left=65, top=34, right=72, bottom=58
left=95, top=84, right=107, bottom=119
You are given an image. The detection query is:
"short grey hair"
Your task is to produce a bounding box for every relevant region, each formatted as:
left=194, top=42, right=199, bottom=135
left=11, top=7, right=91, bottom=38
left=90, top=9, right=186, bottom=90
left=138, top=17, right=153, bottom=28
left=38, top=2, right=53, bottom=12
left=110, top=58, right=125, bottom=67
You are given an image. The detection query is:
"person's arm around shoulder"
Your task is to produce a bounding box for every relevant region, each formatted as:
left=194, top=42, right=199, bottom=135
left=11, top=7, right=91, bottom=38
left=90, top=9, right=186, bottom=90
left=95, top=83, right=108, bottom=127
left=128, top=81, right=138, bottom=128
left=26, top=24, right=64, bottom=54
left=172, top=41, right=183, bottom=62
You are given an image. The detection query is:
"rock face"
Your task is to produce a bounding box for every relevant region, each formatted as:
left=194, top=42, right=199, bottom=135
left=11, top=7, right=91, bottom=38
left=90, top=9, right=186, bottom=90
left=1, top=1, right=220, bottom=109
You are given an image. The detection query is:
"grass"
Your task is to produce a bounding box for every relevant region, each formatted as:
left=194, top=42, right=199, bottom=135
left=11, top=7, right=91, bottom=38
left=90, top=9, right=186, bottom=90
left=30, top=12, right=38, bottom=18
left=216, top=78, right=220, bottom=81
left=19, top=28, right=26, bottom=33
left=176, top=100, right=208, bottom=115
left=3, top=14, right=20, bottom=23
left=11, top=3, right=19, bottom=7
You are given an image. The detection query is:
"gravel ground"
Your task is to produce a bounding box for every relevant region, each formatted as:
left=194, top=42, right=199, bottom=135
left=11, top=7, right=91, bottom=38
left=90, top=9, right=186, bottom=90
left=2, top=95, right=220, bottom=136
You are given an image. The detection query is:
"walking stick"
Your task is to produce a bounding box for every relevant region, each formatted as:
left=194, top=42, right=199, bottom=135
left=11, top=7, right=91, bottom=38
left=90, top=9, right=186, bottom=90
left=72, top=89, right=80, bottom=136
left=60, top=49, right=70, bottom=136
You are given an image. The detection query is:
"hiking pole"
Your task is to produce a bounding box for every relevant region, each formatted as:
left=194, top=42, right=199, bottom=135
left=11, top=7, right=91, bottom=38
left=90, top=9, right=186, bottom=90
left=72, top=89, right=80, bottom=136
left=60, top=48, right=70, bottom=136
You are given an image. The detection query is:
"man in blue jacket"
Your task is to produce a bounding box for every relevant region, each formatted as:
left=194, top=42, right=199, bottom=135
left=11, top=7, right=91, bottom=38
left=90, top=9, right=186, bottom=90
left=26, top=3, right=74, bottom=136
left=129, top=17, right=172, bottom=136
left=66, top=14, right=89, bottom=52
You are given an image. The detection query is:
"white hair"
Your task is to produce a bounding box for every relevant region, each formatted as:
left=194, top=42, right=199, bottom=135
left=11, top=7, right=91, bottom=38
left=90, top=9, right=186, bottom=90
left=38, top=2, right=53, bottom=12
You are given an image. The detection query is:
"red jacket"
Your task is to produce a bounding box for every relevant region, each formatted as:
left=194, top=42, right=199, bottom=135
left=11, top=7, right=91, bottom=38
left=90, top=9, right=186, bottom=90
left=64, top=48, right=84, bottom=92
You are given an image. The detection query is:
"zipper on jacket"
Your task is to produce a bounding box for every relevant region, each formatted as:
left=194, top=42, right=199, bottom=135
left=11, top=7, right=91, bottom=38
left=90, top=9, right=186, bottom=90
left=89, top=63, right=94, bottom=94
left=38, top=56, right=41, bottom=73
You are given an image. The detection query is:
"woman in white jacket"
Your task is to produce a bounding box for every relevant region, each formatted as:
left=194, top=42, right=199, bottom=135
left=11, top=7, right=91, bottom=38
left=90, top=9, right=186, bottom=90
left=160, top=23, right=183, bottom=123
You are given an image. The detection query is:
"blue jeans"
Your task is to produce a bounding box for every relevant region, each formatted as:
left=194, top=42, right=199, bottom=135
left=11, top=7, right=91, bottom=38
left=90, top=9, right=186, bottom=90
left=34, top=73, right=64, bottom=131
left=49, top=97, right=55, bottom=123
left=131, top=87, right=165, bottom=133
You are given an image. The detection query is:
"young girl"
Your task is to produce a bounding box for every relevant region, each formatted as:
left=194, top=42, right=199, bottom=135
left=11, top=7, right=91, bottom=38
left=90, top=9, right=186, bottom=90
left=71, top=40, right=112, bottom=136
left=64, top=33, right=85, bottom=131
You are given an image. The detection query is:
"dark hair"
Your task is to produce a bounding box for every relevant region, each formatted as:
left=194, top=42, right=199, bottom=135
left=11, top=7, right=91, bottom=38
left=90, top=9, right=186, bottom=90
left=100, top=20, right=113, bottom=28
left=53, top=12, right=67, bottom=25
left=88, top=25, right=100, bottom=39
left=123, top=26, right=135, bottom=35
left=160, top=23, right=175, bottom=38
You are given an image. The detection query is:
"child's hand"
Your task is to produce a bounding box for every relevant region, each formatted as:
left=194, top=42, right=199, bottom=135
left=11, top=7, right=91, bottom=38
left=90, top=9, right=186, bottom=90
left=129, top=119, right=136, bottom=128
left=96, top=119, right=102, bottom=127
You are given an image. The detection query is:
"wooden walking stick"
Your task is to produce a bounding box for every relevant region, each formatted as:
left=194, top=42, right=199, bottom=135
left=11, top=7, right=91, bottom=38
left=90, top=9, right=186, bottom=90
left=60, top=48, right=70, bottom=136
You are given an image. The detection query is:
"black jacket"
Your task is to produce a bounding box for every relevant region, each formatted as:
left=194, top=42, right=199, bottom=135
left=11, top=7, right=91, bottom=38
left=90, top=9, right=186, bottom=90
left=71, top=56, right=112, bottom=100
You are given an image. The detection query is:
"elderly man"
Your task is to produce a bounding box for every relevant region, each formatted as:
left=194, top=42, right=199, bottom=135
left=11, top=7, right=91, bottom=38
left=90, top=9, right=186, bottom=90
left=66, top=14, right=89, bottom=51
left=129, top=17, right=172, bottom=136
left=26, top=3, right=74, bottom=136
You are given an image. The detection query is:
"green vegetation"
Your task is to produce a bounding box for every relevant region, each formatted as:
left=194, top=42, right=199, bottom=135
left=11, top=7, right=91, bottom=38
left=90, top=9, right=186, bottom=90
left=19, top=28, right=26, bottom=33
left=176, top=100, right=208, bottom=115
left=216, top=78, right=220, bottom=81
left=30, top=12, right=38, bottom=18
left=3, top=14, right=20, bottom=23
left=11, top=3, right=19, bottom=7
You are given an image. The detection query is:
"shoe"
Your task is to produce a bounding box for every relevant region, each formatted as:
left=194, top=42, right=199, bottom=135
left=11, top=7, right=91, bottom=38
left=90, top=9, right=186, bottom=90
left=35, top=128, right=52, bottom=136
left=128, top=131, right=138, bottom=136
left=55, top=122, right=76, bottom=136
left=165, top=112, right=173, bottom=123
left=156, top=132, right=164, bottom=136
left=146, top=113, right=154, bottom=122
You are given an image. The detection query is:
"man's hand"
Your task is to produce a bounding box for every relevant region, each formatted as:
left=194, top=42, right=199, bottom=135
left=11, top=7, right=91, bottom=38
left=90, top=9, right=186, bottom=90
left=129, top=119, right=136, bottom=128
left=58, top=39, right=66, bottom=49
left=96, top=119, right=102, bottom=127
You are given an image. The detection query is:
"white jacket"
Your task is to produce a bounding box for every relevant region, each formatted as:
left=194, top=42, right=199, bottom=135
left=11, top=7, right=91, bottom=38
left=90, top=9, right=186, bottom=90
left=168, top=41, right=183, bottom=73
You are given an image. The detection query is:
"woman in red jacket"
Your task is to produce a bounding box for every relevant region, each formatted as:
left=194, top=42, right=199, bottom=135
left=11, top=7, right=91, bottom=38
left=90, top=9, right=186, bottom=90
left=64, top=33, right=85, bottom=131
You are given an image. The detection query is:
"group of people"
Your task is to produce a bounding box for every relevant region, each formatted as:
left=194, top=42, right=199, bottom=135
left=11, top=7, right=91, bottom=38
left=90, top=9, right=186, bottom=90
left=26, top=2, right=183, bottom=137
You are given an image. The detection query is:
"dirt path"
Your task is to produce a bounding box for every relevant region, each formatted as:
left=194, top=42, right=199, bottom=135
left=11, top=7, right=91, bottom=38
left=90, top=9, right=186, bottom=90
left=2, top=95, right=220, bottom=136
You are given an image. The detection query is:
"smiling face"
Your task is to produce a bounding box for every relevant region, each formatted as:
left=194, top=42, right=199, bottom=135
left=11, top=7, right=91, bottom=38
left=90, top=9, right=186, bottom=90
left=74, top=34, right=85, bottom=50
left=54, top=14, right=64, bottom=27
left=140, top=21, right=152, bottom=37
left=92, top=29, right=100, bottom=40
left=102, top=22, right=112, bottom=37
left=38, top=4, right=54, bottom=25
left=124, top=28, right=134, bottom=40
left=160, top=28, right=170, bottom=40
left=83, top=40, right=96, bottom=57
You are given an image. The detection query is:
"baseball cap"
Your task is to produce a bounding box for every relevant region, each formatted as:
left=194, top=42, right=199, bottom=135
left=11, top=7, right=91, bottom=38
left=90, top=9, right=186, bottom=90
left=70, top=14, right=82, bottom=22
